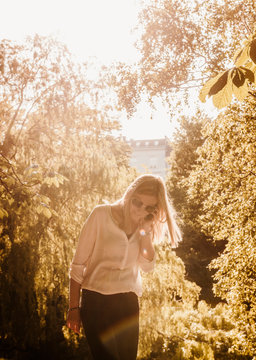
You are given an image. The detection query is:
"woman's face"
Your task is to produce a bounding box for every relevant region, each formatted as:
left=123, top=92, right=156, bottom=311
left=129, top=193, right=158, bottom=225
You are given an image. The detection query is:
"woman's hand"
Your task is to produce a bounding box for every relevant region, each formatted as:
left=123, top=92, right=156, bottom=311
left=66, top=308, right=81, bottom=334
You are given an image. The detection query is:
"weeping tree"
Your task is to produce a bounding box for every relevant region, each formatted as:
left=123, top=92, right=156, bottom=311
left=0, top=35, right=135, bottom=358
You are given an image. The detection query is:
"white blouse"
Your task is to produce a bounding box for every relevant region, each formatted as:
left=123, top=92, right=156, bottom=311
left=70, top=204, right=156, bottom=297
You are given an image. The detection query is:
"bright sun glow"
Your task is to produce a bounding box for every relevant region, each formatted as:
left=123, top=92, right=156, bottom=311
left=1, top=0, right=214, bottom=140
left=1, top=0, right=139, bottom=64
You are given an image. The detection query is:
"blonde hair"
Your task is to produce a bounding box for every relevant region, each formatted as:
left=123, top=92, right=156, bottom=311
left=118, top=174, right=182, bottom=247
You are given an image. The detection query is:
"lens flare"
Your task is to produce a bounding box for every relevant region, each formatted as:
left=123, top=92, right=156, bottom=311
left=99, top=313, right=138, bottom=345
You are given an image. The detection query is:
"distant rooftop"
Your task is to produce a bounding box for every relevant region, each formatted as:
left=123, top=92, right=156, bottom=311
left=127, top=138, right=167, bottom=148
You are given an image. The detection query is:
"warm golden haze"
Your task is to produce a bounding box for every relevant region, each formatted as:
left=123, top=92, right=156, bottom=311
left=1, top=0, right=256, bottom=358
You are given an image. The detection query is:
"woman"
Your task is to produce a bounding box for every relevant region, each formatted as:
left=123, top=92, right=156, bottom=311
left=66, top=174, right=181, bottom=360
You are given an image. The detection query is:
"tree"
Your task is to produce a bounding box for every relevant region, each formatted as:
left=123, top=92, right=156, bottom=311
left=138, top=243, right=201, bottom=359
left=166, top=115, right=226, bottom=304
left=0, top=35, right=135, bottom=358
left=114, top=0, right=256, bottom=115
left=138, top=245, right=246, bottom=360
left=200, top=30, right=256, bottom=108
left=187, top=96, right=256, bottom=357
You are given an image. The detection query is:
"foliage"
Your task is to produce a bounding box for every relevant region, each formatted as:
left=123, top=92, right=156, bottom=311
left=0, top=35, right=135, bottom=358
left=187, top=95, right=256, bottom=357
left=166, top=115, right=206, bottom=227
left=166, top=116, right=225, bottom=304
left=113, top=0, right=256, bottom=115
left=2, top=0, right=256, bottom=356
left=138, top=243, right=200, bottom=359
left=200, top=31, right=256, bottom=108
left=138, top=244, right=247, bottom=360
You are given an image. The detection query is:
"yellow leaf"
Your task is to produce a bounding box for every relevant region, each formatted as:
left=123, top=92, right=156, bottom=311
left=38, top=195, right=51, bottom=205
left=1, top=164, right=10, bottom=171
left=5, top=177, right=16, bottom=186
left=245, top=61, right=256, bottom=71
left=36, top=204, right=52, bottom=218
left=7, top=198, right=14, bottom=205
left=57, top=174, right=66, bottom=185
left=232, top=81, right=249, bottom=102
left=245, top=62, right=256, bottom=84
left=0, top=208, right=8, bottom=218
left=212, top=71, right=233, bottom=109
left=199, top=71, right=227, bottom=103
left=43, top=177, right=53, bottom=186
left=234, top=43, right=250, bottom=67
left=42, top=207, right=52, bottom=219
left=26, top=167, right=39, bottom=177
left=43, top=176, right=61, bottom=187
left=52, top=177, right=59, bottom=188
left=50, top=209, right=59, bottom=217
left=36, top=205, right=43, bottom=214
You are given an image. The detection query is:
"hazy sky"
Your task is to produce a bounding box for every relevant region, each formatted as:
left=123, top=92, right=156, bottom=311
left=1, top=0, right=215, bottom=139
left=0, top=0, right=140, bottom=63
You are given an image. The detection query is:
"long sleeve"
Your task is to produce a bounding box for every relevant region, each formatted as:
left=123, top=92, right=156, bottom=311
left=69, top=204, right=156, bottom=297
left=69, top=207, right=99, bottom=284
left=138, top=252, right=156, bottom=273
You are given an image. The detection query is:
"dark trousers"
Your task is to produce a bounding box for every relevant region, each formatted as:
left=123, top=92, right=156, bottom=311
left=81, top=289, right=139, bottom=360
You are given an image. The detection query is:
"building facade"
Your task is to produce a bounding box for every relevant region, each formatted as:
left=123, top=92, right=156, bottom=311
left=127, top=138, right=171, bottom=179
